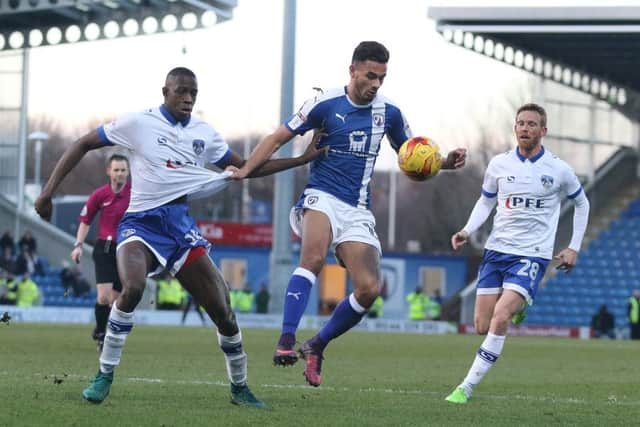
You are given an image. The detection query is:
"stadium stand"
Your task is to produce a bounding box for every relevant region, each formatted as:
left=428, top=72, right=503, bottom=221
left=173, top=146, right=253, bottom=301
left=526, top=193, right=640, bottom=329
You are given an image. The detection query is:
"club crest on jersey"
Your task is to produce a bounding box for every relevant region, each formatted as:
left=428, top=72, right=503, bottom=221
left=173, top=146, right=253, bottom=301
left=306, top=195, right=319, bottom=205
left=373, top=113, right=384, bottom=127
left=157, top=136, right=168, bottom=145
left=540, top=175, right=554, bottom=188
left=192, top=139, right=205, bottom=156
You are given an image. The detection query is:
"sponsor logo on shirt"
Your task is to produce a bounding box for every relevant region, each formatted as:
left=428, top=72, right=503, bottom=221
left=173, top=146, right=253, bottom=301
left=505, top=197, right=545, bottom=209
left=166, top=159, right=196, bottom=169
left=157, top=136, right=169, bottom=145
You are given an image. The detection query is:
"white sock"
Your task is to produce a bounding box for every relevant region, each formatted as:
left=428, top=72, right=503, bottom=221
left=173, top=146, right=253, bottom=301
left=460, top=332, right=506, bottom=396
left=99, top=303, right=135, bottom=374
left=217, top=331, right=247, bottom=386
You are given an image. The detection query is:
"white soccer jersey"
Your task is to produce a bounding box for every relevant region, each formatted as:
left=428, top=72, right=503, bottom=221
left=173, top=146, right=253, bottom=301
left=482, top=147, right=583, bottom=259
left=98, top=105, right=231, bottom=212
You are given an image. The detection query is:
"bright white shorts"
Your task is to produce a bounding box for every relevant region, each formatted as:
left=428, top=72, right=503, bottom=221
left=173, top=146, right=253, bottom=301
left=289, top=189, right=382, bottom=258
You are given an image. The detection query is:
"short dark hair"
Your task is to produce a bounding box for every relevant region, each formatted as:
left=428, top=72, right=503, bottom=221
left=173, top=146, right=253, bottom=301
left=352, top=41, right=389, bottom=64
left=166, top=67, right=196, bottom=81
left=108, top=153, right=129, bottom=167
left=516, top=103, right=547, bottom=127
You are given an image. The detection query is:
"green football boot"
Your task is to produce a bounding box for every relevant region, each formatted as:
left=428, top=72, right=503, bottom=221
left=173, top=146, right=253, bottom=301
left=230, top=383, right=266, bottom=408
left=445, top=387, right=469, bottom=404
left=511, top=304, right=527, bottom=325
left=82, top=370, right=113, bottom=404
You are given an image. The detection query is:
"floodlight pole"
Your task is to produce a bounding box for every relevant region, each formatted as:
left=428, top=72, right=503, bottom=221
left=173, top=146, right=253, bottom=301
left=28, top=131, right=49, bottom=192
left=15, top=48, right=29, bottom=240
left=269, top=0, right=297, bottom=314
left=388, top=169, right=397, bottom=249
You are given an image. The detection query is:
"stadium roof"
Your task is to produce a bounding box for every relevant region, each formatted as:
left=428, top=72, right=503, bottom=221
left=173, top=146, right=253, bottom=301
left=428, top=6, right=640, bottom=120
left=0, top=0, right=237, bottom=50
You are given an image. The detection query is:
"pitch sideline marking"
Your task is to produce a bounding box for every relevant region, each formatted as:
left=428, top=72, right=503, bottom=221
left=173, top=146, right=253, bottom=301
left=9, top=371, right=637, bottom=407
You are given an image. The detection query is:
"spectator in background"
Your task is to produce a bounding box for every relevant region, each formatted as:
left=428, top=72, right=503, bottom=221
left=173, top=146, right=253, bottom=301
left=236, top=287, right=254, bottom=314
left=629, top=290, right=640, bottom=340
left=591, top=304, right=615, bottom=339
left=0, top=247, right=15, bottom=274
left=14, top=243, right=44, bottom=277
left=16, top=272, right=40, bottom=307
left=156, top=272, right=184, bottom=310
left=60, top=263, right=91, bottom=297
left=229, top=288, right=241, bottom=311
left=18, top=230, right=37, bottom=256
left=255, top=284, right=270, bottom=314
left=0, top=230, right=15, bottom=255
left=431, top=288, right=443, bottom=305
left=0, top=270, right=17, bottom=305
left=426, top=294, right=442, bottom=321
left=406, top=286, right=429, bottom=321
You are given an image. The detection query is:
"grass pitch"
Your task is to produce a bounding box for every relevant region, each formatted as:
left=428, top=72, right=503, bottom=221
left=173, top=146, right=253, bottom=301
left=1, top=323, right=638, bottom=426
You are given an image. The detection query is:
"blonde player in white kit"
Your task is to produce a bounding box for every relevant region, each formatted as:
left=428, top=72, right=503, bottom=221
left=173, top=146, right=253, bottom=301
left=445, top=103, right=590, bottom=404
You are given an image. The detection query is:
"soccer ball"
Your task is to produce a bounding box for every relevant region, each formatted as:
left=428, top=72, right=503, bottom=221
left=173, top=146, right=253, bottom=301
left=397, top=136, right=442, bottom=181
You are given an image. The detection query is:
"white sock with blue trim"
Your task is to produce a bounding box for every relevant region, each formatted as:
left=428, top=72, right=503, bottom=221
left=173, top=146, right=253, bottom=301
left=99, top=302, right=135, bottom=374
left=460, top=332, right=506, bottom=396
left=218, top=331, right=247, bottom=386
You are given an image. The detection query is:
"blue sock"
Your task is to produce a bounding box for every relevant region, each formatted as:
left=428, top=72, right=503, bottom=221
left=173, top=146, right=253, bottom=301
left=318, top=294, right=366, bottom=344
left=281, top=267, right=315, bottom=335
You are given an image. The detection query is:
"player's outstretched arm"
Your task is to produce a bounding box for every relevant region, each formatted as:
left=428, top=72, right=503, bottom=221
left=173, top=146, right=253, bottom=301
left=441, top=148, right=467, bottom=170
left=227, top=126, right=295, bottom=180
left=35, top=130, right=105, bottom=220
left=247, top=129, right=328, bottom=178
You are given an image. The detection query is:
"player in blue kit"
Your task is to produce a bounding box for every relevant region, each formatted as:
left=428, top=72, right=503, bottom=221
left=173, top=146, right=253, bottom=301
left=34, top=67, right=327, bottom=407
left=230, top=41, right=467, bottom=387
left=445, top=103, right=590, bottom=404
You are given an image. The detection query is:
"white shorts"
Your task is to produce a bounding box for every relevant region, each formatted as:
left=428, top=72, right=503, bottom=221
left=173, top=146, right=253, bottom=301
left=289, top=189, right=382, bottom=259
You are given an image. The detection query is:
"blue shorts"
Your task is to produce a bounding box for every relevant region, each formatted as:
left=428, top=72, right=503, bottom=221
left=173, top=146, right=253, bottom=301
left=476, top=249, right=549, bottom=305
left=117, top=203, right=210, bottom=276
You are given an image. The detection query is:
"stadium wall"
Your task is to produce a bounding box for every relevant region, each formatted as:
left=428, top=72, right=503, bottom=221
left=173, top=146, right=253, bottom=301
left=209, top=245, right=467, bottom=320
left=0, top=305, right=457, bottom=335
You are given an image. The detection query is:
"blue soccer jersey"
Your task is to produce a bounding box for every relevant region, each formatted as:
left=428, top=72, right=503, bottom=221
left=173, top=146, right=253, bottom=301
left=285, top=87, right=412, bottom=209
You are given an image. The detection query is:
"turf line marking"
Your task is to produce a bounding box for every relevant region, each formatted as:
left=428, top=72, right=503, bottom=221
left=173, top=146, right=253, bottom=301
left=29, top=372, right=640, bottom=407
